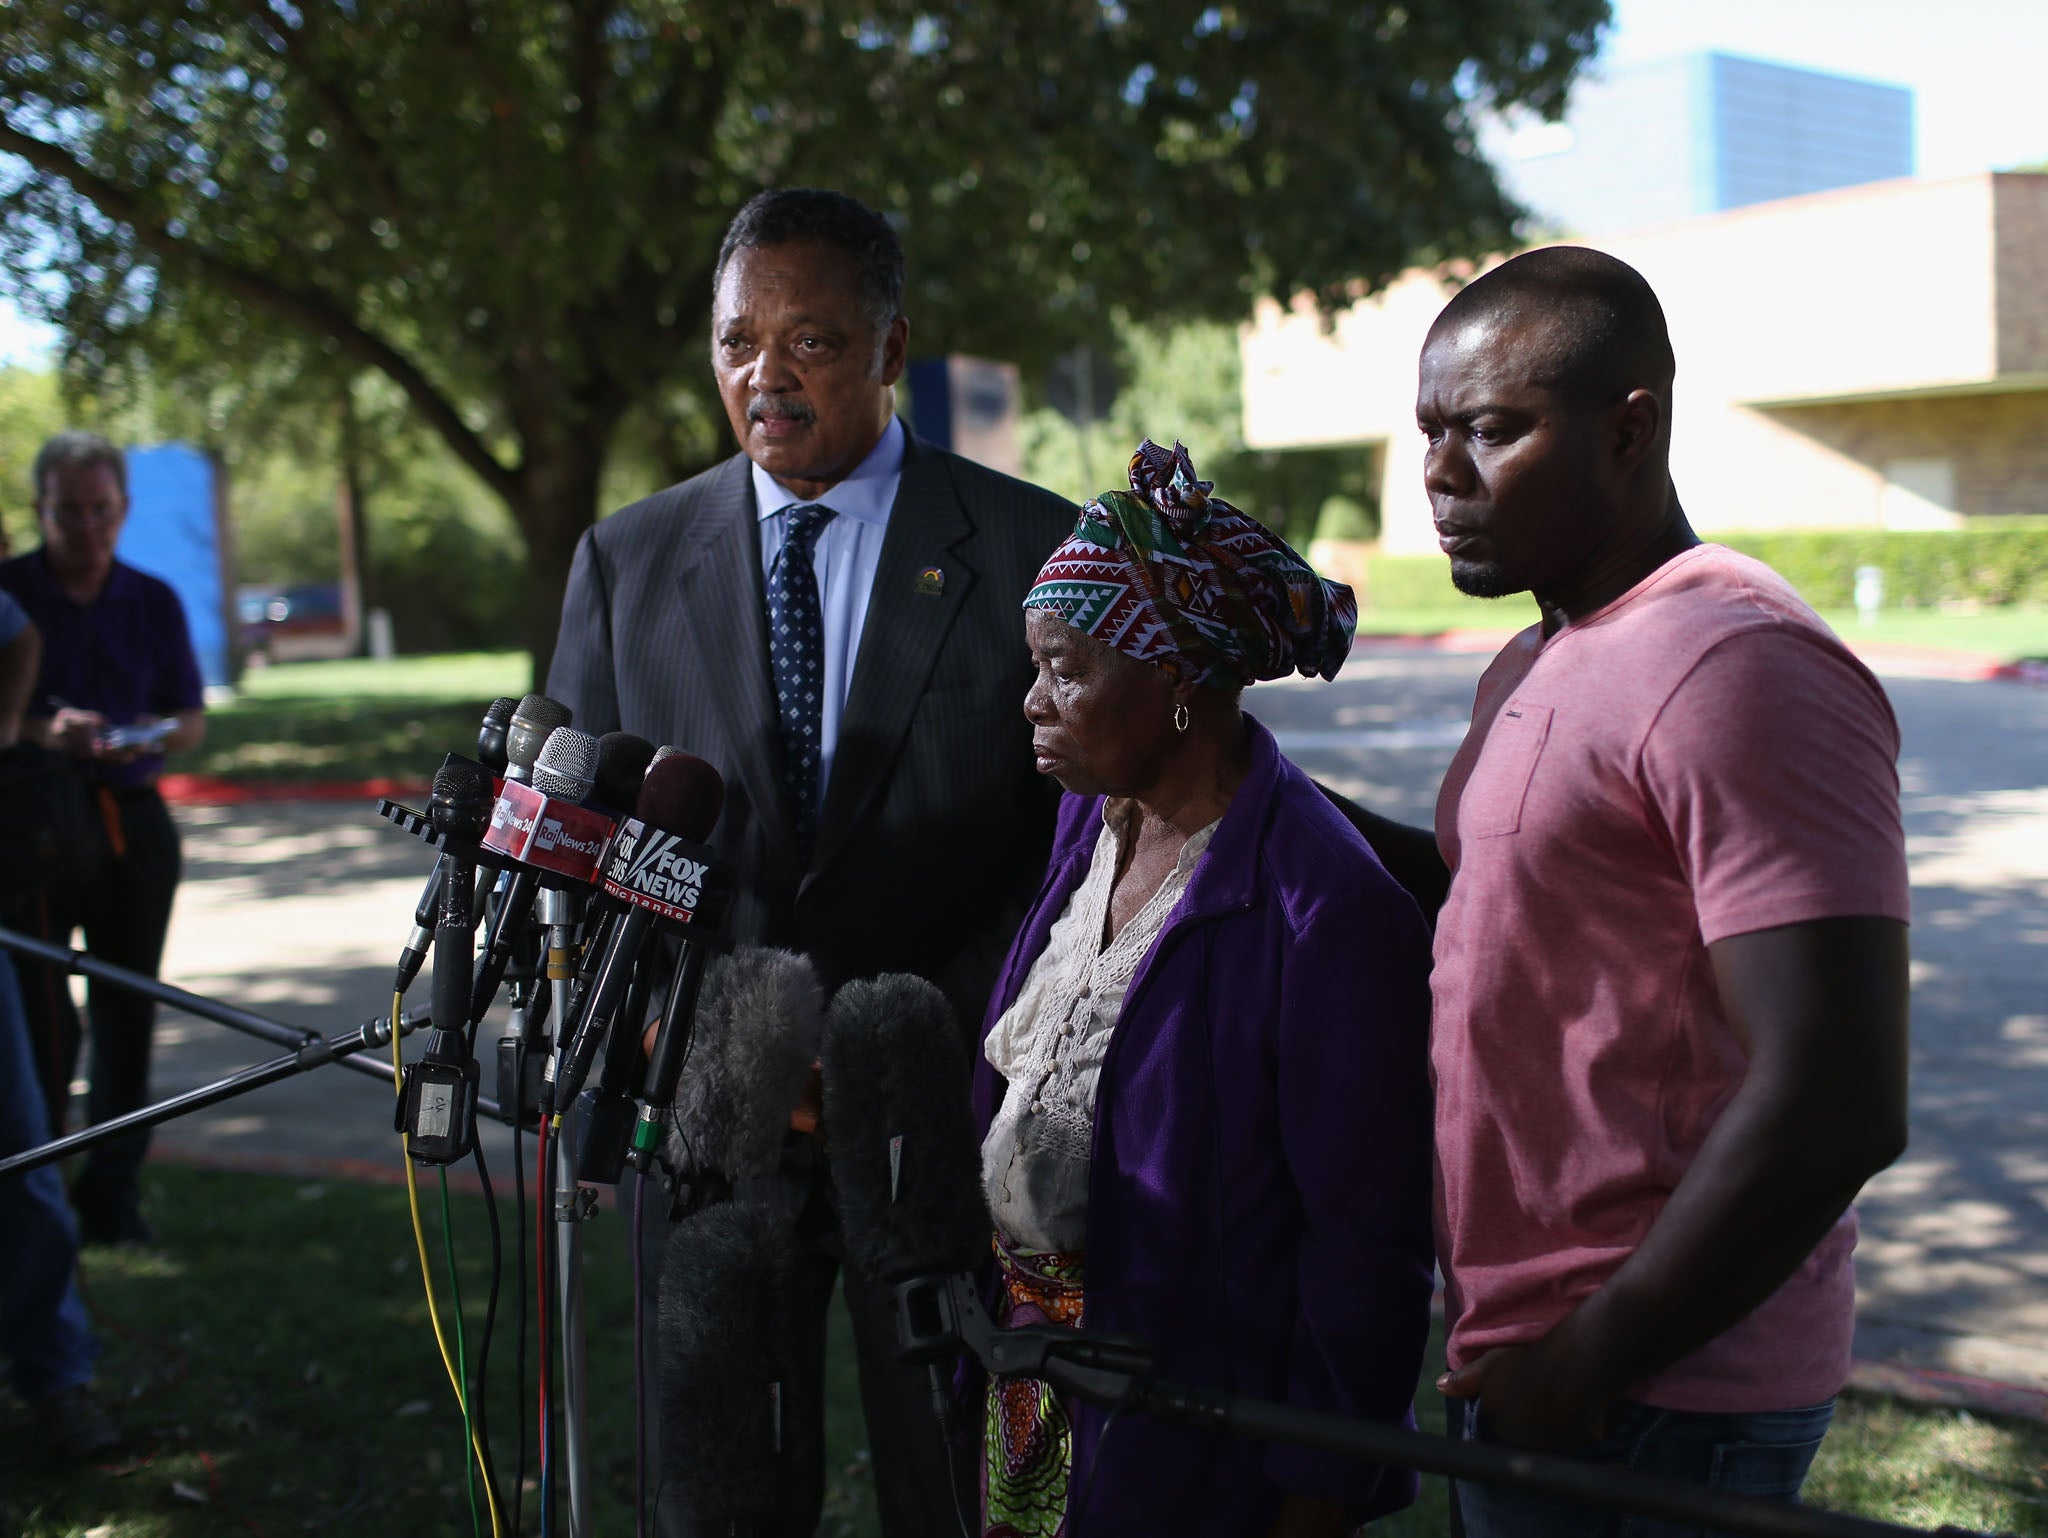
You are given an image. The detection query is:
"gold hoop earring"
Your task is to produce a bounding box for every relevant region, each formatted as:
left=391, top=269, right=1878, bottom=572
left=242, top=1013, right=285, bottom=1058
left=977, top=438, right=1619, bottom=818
left=1173, top=703, right=1190, bottom=734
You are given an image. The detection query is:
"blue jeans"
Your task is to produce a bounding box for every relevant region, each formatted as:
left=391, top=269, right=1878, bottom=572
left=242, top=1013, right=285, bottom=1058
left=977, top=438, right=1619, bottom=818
left=1448, top=1393, right=1833, bottom=1538
left=0, top=951, right=99, bottom=1402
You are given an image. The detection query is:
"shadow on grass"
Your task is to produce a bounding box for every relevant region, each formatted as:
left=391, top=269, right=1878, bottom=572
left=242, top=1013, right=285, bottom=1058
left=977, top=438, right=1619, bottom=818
left=5, top=1167, right=2042, bottom=1538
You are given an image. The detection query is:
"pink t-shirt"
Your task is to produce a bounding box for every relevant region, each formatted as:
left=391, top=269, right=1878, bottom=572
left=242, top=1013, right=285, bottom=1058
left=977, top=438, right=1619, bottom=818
left=1431, top=545, right=1910, bottom=1412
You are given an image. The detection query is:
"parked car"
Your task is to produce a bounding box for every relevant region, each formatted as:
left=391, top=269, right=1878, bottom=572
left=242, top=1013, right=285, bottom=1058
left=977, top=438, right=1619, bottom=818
left=236, top=582, right=354, bottom=664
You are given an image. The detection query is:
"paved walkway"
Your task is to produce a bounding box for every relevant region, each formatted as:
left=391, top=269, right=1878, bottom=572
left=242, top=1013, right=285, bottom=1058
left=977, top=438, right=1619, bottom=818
left=42, top=639, right=2048, bottom=1405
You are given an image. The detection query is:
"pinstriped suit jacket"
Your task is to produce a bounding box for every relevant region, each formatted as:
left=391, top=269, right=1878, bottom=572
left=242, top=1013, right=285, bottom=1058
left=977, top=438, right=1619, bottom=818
left=546, top=429, right=1077, bottom=1026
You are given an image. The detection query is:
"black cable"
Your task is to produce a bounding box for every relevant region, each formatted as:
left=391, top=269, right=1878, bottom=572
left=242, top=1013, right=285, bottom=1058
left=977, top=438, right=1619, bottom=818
left=512, top=1118, right=528, bottom=1538
left=540, top=1128, right=558, bottom=1538
left=469, top=1135, right=505, bottom=1526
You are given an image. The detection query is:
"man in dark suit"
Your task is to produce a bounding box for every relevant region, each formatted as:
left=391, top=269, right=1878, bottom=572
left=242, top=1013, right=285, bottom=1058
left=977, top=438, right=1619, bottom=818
left=547, top=188, right=1074, bottom=1536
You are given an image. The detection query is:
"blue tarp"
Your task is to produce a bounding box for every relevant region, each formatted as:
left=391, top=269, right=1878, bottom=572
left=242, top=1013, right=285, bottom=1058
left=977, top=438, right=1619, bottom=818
left=117, top=443, right=229, bottom=689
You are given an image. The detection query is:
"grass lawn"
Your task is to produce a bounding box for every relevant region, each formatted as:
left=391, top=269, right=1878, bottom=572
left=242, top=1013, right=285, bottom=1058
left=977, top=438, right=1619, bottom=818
left=187, top=653, right=532, bottom=785
left=5, top=1167, right=2043, bottom=1538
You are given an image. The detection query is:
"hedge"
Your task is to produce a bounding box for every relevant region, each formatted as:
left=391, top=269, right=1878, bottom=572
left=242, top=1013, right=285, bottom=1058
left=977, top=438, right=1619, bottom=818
left=1363, top=521, right=2048, bottom=612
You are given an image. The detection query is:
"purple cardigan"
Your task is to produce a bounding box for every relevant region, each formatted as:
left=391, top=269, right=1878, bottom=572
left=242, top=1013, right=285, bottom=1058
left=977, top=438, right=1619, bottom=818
left=972, top=716, right=1435, bottom=1534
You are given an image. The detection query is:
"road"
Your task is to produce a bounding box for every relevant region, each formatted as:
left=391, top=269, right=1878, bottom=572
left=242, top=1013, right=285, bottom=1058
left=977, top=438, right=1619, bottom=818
left=56, top=638, right=2048, bottom=1393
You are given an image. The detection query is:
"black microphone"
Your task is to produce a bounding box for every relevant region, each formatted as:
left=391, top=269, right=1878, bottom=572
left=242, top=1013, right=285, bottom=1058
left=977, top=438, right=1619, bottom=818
left=822, top=974, right=990, bottom=1286
left=658, top=1200, right=803, bottom=1532
left=503, top=692, right=572, bottom=784
left=621, top=947, right=825, bottom=1197
left=477, top=695, right=519, bottom=774
left=592, top=731, right=658, bottom=814
left=549, top=752, right=729, bottom=1120
left=390, top=701, right=520, bottom=994
left=397, top=760, right=494, bottom=1165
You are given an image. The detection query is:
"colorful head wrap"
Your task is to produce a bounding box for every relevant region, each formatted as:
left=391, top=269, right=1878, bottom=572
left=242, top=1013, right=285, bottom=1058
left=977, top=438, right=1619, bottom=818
left=1023, top=440, right=1358, bottom=689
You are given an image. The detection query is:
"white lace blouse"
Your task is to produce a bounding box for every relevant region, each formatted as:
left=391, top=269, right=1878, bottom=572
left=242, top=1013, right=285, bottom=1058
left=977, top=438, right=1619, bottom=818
left=979, top=798, right=1218, bottom=1253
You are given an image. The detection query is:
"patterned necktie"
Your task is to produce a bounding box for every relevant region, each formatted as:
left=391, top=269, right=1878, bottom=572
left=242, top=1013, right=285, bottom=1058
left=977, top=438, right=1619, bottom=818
left=765, top=503, right=838, bottom=856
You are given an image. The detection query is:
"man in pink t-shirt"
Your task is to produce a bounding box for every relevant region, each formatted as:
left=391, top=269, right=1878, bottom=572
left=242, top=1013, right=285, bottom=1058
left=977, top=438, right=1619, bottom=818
left=1413, top=248, right=1910, bottom=1535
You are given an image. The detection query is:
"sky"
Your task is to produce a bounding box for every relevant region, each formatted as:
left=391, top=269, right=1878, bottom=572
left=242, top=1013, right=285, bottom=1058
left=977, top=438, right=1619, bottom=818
left=1603, top=0, right=2048, bottom=178
left=4, top=1, right=2047, bottom=365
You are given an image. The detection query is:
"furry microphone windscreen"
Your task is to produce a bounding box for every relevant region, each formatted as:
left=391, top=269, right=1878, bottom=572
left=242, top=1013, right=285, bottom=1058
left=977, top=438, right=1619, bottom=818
left=664, top=947, right=826, bottom=1182
left=821, top=973, right=992, bottom=1282
left=658, top=1200, right=801, bottom=1527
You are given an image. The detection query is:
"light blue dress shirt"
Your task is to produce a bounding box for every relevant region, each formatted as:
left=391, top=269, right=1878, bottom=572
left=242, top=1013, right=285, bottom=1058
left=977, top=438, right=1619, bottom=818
left=752, top=415, right=905, bottom=807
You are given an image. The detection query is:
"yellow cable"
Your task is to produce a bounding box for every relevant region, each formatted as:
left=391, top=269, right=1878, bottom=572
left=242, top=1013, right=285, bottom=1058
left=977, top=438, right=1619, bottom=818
left=393, top=991, right=506, bottom=1538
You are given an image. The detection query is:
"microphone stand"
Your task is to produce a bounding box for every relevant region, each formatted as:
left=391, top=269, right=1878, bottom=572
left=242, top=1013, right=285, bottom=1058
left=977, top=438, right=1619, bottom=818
left=892, top=1274, right=2011, bottom=1538
left=539, top=883, right=597, bottom=1538
left=0, top=923, right=506, bottom=1177
left=0, top=999, right=436, bottom=1178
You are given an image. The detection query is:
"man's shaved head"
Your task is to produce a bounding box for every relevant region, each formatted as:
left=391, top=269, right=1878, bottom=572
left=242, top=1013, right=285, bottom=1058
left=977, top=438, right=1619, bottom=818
left=1416, top=245, right=1695, bottom=620
left=1431, top=246, right=1676, bottom=411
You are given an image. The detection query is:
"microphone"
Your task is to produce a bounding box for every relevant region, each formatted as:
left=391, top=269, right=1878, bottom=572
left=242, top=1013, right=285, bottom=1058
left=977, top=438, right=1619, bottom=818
left=391, top=701, right=521, bottom=994
left=658, top=1200, right=803, bottom=1532
left=621, top=947, right=825, bottom=1197
left=565, top=732, right=669, bottom=981
left=469, top=725, right=607, bottom=1026
left=592, top=731, right=657, bottom=813
left=397, top=760, right=494, bottom=1164
left=477, top=696, right=519, bottom=774
left=548, top=752, right=729, bottom=1120
left=503, top=692, right=572, bottom=784
left=822, top=974, right=990, bottom=1284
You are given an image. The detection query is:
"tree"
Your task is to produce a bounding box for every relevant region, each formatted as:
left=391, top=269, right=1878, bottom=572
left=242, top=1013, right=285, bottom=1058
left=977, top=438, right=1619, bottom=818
left=0, top=0, right=1607, bottom=679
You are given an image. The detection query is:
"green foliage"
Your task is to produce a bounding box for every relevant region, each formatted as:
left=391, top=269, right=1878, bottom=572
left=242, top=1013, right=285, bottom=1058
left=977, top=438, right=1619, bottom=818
left=1366, top=553, right=1482, bottom=612
left=0, top=0, right=1611, bottom=669
left=1715, top=523, right=2048, bottom=610
left=0, top=364, right=64, bottom=552
left=1020, top=316, right=1379, bottom=549
left=1314, top=494, right=1377, bottom=543
left=1368, top=524, right=2048, bottom=619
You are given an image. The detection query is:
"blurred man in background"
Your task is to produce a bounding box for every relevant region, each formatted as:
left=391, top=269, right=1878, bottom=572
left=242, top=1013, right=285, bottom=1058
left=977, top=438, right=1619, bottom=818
left=0, top=431, right=205, bottom=1246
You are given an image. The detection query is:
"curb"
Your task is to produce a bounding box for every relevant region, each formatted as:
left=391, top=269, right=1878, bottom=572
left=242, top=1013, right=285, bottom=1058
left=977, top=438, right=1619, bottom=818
left=1845, top=1358, right=2048, bottom=1427
left=159, top=774, right=428, bottom=806
left=1991, top=657, right=2048, bottom=686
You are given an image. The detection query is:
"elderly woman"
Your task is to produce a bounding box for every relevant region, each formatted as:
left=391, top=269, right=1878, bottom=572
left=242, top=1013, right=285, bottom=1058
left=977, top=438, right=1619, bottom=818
left=971, top=442, right=1435, bottom=1538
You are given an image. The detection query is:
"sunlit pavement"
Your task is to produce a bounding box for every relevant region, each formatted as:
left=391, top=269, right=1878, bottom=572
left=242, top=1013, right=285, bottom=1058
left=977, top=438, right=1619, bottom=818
left=100, top=637, right=2048, bottom=1397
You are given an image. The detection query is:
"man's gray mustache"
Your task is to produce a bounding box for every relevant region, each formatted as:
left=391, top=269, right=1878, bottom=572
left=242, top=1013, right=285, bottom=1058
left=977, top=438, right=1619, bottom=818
left=749, top=396, right=816, bottom=424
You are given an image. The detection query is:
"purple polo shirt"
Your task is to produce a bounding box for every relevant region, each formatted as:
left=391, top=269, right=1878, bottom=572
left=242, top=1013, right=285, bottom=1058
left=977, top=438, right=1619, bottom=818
left=0, top=549, right=203, bottom=788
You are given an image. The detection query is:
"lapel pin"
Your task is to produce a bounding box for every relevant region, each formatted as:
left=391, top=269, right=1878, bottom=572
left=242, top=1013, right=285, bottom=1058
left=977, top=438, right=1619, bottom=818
left=914, top=565, right=945, bottom=597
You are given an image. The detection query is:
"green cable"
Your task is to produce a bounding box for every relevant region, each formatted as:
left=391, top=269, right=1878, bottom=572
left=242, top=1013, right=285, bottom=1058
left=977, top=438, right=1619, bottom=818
left=438, top=1168, right=483, bottom=1538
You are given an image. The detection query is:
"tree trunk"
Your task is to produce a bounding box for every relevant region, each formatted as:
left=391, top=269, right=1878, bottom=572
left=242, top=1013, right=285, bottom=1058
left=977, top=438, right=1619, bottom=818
left=336, top=389, right=372, bottom=656
left=512, top=432, right=613, bottom=696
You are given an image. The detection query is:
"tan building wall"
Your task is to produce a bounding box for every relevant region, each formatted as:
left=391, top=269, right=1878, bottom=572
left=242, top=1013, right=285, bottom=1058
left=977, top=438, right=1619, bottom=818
left=1765, top=390, right=2048, bottom=522
left=1241, top=172, right=2048, bottom=557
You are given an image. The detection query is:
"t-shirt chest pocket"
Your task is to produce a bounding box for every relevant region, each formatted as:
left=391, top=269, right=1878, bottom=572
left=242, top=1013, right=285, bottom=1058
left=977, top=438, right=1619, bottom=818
left=1461, top=700, right=1553, bottom=839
